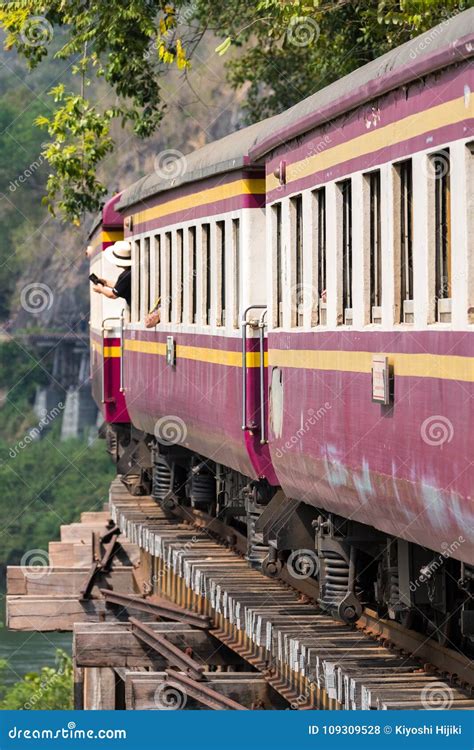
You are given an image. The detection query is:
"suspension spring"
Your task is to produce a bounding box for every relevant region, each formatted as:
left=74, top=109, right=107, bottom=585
left=190, top=470, right=216, bottom=507
left=320, top=550, right=350, bottom=608
left=153, top=458, right=174, bottom=502
left=388, top=566, right=400, bottom=608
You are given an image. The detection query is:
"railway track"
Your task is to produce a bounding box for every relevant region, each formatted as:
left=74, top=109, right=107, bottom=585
left=109, top=479, right=474, bottom=711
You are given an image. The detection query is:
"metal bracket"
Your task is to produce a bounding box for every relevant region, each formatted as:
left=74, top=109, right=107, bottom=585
left=79, top=522, right=121, bottom=600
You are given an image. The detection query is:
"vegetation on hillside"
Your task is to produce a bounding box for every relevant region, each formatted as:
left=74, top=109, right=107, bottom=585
left=0, top=0, right=469, bottom=222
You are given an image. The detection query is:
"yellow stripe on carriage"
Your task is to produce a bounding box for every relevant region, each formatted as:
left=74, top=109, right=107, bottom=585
left=103, top=346, right=121, bottom=357
left=266, top=96, right=473, bottom=192
left=124, top=338, right=268, bottom=367
left=102, top=230, right=123, bottom=242
left=100, top=337, right=472, bottom=380
left=90, top=340, right=121, bottom=357
left=267, top=349, right=474, bottom=383
left=132, top=177, right=266, bottom=226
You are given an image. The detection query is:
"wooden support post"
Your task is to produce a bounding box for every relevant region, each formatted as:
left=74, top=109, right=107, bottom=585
left=73, top=664, right=84, bottom=710
left=83, top=667, right=117, bottom=710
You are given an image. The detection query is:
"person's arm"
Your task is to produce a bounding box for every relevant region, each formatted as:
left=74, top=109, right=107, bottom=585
left=93, top=284, right=118, bottom=299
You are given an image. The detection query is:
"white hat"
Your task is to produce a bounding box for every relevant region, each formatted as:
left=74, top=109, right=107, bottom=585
left=104, top=240, right=132, bottom=267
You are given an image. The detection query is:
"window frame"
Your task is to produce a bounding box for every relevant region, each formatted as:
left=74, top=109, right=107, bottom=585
left=216, top=220, right=226, bottom=326
left=313, top=186, right=327, bottom=325
left=201, top=223, right=211, bottom=326
left=337, top=178, right=353, bottom=325
left=232, top=218, right=240, bottom=329
left=272, top=202, right=283, bottom=328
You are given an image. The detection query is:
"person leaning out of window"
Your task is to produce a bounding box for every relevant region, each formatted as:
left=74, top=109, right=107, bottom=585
left=92, top=241, right=132, bottom=306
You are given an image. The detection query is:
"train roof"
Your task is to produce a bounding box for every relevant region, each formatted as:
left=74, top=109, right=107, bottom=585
left=117, top=7, right=473, bottom=212
left=116, top=117, right=276, bottom=212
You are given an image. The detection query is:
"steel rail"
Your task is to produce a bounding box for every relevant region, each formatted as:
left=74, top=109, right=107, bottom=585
left=100, top=589, right=210, bottom=629
left=129, top=617, right=205, bottom=681
left=164, top=669, right=248, bottom=710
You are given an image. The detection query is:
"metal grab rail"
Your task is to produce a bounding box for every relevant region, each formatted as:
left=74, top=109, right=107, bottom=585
left=101, top=315, right=123, bottom=404
left=259, top=309, right=268, bottom=444
left=119, top=308, right=125, bottom=393
left=241, top=305, right=267, bottom=433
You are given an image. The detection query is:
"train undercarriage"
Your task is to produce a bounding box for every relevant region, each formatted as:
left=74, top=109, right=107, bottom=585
left=102, top=422, right=474, bottom=654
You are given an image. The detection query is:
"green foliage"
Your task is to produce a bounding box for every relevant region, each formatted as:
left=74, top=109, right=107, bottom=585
left=0, top=0, right=470, bottom=221
left=0, top=90, right=50, bottom=318
left=0, top=0, right=192, bottom=222
left=0, top=433, right=115, bottom=565
left=202, top=0, right=472, bottom=121
left=0, top=650, right=73, bottom=710
left=35, top=86, right=114, bottom=224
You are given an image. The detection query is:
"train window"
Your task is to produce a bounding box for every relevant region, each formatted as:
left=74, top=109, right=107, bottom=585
left=132, top=239, right=141, bottom=323
left=313, top=187, right=326, bottom=325
left=431, top=149, right=451, bottom=322
left=188, top=226, right=197, bottom=324
left=232, top=218, right=240, bottom=328
left=150, top=235, right=161, bottom=316
left=158, top=235, right=164, bottom=318
left=176, top=229, right=183, bottom=324
left=272, top=203, right=283, bottom=328
left=291, top=195, right=304, bottom=326
left=142, top=236, right=151, bottom=320
left=202, top=223, right=211, bottom=325
left=338, top=179, right=352, bottom=325
left=368, top=171, right=382, bottom=324
left=394, top=160, right=413, bottom=323
left=165, top=231, right=172, bottom=323
left=467, top=143, right=474, bottom=324
left=216, top=220, right=226, bottom=326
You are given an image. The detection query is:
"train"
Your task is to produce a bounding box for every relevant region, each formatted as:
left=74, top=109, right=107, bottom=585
left=89, top=9, right=474, bottom=648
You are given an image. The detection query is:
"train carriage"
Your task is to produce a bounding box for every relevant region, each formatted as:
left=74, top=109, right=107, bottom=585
left=116, top=123, right=278, bottom=490
left=98, top=10, right=474, bottom=642
left=88, top=192, right=130, bottom=426
left=252, top=9, right=474, bottom=626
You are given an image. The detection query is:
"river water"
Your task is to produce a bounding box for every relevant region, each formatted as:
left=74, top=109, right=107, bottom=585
left=0, top=591, right=71, bottom=687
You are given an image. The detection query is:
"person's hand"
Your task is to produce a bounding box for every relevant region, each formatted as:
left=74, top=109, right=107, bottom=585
left=92, top=284, right=103, bottom=294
